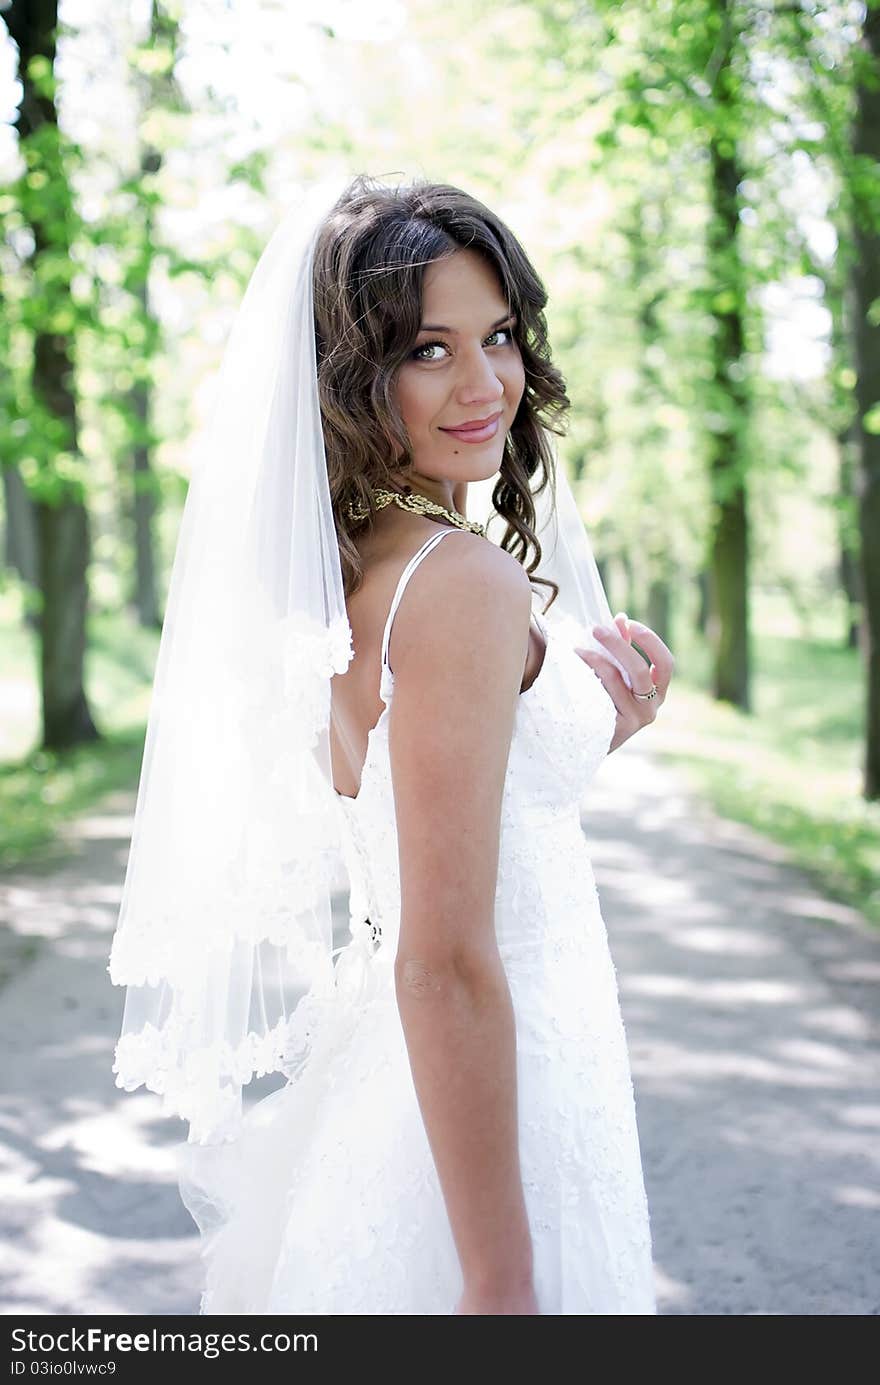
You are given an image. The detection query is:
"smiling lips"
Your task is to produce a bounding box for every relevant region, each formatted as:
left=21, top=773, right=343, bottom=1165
left=440, top=410, right=503, bottom=442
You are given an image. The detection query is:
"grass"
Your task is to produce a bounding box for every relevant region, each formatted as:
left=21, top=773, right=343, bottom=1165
left=646, top=596, right=880, bottom=930
left=0, top=729, right=148, bottom=872
left=0, top=591, right=156, bottom=871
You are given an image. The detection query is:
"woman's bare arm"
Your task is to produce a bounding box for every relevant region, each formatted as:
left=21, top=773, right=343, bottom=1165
left=387, top=533, right=535, bottom=1301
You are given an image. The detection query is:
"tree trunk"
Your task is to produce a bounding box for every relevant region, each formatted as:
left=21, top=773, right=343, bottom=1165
left=37, top=494, right=96, bottom=745
left=131, top=385, right=161, bottom=629
left=130, top=208, right=161, bottom=630
left=3, top=464, right=39, bottom=627
left=126, top=0, right=180, bottom=631
left=646, top=577, right=671, bottom=645
left=629, top=195, right=677, bottom=653
left=851, top=5, right=880, bottom=799
left=7, top=0, right=99, bottom=749
left=1, top=272, right=38, bottom=621
left=696, top=566, right=711, bottom=636
left=706, top=0, right=750, bottom=710
left=837, top=434, right=862, bottom=651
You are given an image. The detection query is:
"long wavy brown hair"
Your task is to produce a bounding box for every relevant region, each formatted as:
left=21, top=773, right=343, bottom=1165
left=312, top=174, right=571, bottom=610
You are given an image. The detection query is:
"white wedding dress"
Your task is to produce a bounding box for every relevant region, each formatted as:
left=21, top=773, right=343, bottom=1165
left=177, top=529, right=657, bottom=1315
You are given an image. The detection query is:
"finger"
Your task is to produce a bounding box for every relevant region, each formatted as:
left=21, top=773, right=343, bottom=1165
left=624, top=620, right=674, bottom=666
left=602, top=619, right=674, bottom=695
left=624, top=622, right=675, bottom=694
left=591, top=623, right=656, bottom=694
left=580, top=643, right=635, bottom=693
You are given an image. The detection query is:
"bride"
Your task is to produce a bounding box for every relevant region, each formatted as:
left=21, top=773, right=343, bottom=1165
left=109, top=173, right=674, bottom=1315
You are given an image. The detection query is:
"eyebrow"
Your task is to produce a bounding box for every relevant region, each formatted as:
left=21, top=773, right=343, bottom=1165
left=417, top=312, right=516, bottom=334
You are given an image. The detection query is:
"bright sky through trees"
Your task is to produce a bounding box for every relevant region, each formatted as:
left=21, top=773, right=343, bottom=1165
left=0, top=0, right=832, bottom=384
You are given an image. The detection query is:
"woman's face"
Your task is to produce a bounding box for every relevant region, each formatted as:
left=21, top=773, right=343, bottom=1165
left=394, top=248, right=526, bottom=493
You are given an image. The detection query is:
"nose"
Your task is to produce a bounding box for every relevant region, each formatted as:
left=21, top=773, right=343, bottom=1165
left=456, top=343, right=505, bottom=403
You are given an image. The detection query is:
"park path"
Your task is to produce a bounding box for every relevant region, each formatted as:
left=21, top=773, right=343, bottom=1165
left=1, top=739, right=878, bottom=1315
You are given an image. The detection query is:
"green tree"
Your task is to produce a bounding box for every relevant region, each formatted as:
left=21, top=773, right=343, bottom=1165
left=4, top=0, right=99, bottom=748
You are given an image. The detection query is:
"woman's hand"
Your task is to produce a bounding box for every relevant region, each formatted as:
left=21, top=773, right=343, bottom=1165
left=454, top=1281, right=541, bottom=1315
left=576, top=612, right=675, bottom=755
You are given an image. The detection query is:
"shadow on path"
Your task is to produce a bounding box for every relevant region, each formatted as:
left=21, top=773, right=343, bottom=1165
left=1, top=747, right=878, bottom=1315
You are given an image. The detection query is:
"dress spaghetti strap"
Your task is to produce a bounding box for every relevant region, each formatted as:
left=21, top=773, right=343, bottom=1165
left=380, top=529, right=455, bottom=676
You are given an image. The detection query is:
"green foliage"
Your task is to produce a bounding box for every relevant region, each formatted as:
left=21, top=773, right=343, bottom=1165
left=1, top=0, right=878, bottom=862
left=864, top=402, right=880, bottom=433
left=0, top=106, right=90, bottom=499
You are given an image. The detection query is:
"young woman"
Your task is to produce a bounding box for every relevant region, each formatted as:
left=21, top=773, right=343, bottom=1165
left=110, top=174, right=673, bottom=1316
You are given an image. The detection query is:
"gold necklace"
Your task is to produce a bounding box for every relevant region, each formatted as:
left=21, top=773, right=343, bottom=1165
left=345, top=485, right=487, bottom=537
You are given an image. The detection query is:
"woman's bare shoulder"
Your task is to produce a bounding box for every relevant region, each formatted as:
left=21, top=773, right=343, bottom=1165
left=419, top=528, right=532, bottom=600
left=387, top=528, right=532, bottom=682
left=400, top=527, right=530, bottom=617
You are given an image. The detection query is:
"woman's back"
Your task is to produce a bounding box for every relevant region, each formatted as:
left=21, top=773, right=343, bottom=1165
left=329, top=518, right=545, bottom=799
